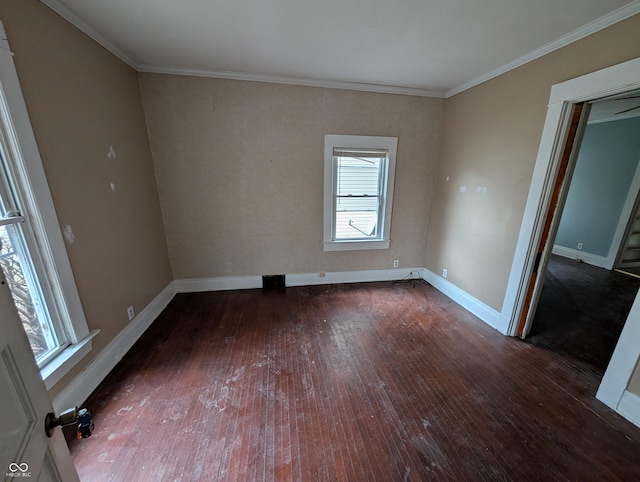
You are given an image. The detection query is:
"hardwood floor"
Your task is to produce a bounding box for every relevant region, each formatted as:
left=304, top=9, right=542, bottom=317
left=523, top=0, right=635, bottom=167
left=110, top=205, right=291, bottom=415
left=527, top=255, right=640, bottom=373
left=66, top=282, right=640, bottom=481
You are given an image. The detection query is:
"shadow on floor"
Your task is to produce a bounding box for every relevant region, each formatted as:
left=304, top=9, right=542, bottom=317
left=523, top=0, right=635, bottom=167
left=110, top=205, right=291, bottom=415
left=525, top=255, right=640, bottom=374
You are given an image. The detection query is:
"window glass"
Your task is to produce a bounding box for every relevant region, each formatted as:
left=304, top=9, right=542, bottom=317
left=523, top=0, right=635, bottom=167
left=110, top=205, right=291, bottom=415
left=0, top=150, right=66, bottom=365
left=333, top=149, right=387, bottom=240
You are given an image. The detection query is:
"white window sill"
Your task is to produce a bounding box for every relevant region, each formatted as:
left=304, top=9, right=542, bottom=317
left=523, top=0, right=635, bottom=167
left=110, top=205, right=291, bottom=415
left=323, top=240, right=390, bottom=251
left=41, top=330, right=100, bottom=390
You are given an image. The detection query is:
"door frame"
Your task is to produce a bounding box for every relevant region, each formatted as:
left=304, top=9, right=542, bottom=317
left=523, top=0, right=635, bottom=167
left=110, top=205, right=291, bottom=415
left=513, top=103, right=589, bottom=337
left=500, top=57, right=640, bottom=412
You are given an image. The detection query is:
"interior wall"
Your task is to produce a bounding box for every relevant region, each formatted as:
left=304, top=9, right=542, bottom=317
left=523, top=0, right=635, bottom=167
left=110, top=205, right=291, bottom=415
left=139, top=74, right=442, bottom=279
left=425, top=14, right=640, bottom=311
left=555, top=117, right=640, bottom=257
left=0, top=0, right=172, bottom=398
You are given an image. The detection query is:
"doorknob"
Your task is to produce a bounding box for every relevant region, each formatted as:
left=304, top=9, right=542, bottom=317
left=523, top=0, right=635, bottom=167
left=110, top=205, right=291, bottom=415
left=45, top=407, right=94, bottom=438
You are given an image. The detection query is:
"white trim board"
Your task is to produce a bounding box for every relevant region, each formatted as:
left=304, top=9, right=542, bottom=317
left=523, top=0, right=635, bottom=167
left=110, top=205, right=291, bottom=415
left=175, top=268, right=426, bottom=293
left=287, top=268, right=424, bottom=287
left=597, top=281, right=640, bottom=410
left=137, top=65, right=443, bottom=98
left=423, top=270, right=504, bottom=334
left=617, top=390, right=640, bottom=429
left=52, top=282, right=176, bottom=414
left=551, top=245, right=609, bottom=268
left=174, top=268, right=501, bottom=333
left=174, top=275, right=263, bottom=293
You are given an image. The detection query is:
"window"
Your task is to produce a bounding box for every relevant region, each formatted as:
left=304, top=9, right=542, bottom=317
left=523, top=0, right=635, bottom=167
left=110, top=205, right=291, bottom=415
left=0, top=27, right=93, bottom=388
left=0, top=149, right=64, bottom=367
left=324, top=135, right=397, bottom=251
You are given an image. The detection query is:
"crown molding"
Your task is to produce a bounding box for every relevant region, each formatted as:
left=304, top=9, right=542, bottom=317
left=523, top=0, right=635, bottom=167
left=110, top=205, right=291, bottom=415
left=40, top=0, right=140, bottom=70
left=136, top=64, right=445, bottom=97
left=446, top=0, right=640, bottom=98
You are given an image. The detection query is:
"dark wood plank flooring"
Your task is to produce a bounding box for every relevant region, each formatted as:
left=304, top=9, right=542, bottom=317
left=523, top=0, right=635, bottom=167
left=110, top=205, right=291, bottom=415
left=527, top=255, right=640, bottom=374
left=66, top=282, right=640, bottom=481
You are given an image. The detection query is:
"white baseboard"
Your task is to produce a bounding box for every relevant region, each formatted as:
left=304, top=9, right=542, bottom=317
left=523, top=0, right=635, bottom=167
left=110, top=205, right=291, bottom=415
left=596, top=372, right=628, bottom=409
left=52, top=282, right=176, bottom=413
left=552, top=245, right=609, bottom=269
left=617, top=390, right=640, bottom=429
left=174, top=275, right=262, bottom=292
left=175, top=269, right=425, bottom=292
left=423, top=270, right=505, bottom=334
left=287, top=268, right=425, bottom=287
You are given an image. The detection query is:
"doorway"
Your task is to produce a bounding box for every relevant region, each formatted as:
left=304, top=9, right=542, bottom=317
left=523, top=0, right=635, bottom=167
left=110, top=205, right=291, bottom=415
left=525, top=97, right=640, bottom=375
left=501, top=56, right=640, bottom=419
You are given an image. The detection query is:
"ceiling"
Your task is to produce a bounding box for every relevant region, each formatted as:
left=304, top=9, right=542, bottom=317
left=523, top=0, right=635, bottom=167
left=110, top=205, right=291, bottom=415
left=41, top=0, right=640, bottom=97
left=589, top=91, right=640, bottom=123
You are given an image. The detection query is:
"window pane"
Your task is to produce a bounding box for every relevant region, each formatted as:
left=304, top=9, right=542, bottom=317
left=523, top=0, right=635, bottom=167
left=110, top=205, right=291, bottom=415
left=0, top=223, right=59, bottom=361
left=334, top=153, right=384, bottom=240
left=335, top=156, right=381, bottom=196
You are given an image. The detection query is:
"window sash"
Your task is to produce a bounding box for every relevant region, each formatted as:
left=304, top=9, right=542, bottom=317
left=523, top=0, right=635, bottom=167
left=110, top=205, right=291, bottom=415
left=0, top=152, right=68, bottom=366
left=332, top=151, right=387, bottom=241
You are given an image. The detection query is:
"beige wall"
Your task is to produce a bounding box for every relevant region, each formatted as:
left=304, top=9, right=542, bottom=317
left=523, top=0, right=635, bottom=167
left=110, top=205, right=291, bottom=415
left=0, top=0, right=172, bottom=398
left=140, top=74, right=442, bottom=279
left=426, top=14, right=640, bottom=311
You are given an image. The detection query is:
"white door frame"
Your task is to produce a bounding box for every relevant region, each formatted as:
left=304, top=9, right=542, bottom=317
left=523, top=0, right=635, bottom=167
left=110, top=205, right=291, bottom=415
left=500, top=57, right=640, bottom=414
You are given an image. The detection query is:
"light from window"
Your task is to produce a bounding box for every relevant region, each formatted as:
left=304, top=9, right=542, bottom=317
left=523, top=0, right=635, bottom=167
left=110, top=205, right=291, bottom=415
left=0, top=150, right=67, bottom=366
left=324, top=135, right=397, bottom=251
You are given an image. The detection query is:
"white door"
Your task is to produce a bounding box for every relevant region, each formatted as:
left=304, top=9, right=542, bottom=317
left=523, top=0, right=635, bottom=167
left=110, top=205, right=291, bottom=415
left=0, top=268, right=79, bottom=481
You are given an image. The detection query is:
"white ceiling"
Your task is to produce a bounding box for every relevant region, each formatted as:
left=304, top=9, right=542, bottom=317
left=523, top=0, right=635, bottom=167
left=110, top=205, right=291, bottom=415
left=41, top=0, right=640, bottom=97
left=589, top=91, right=640, bottom=123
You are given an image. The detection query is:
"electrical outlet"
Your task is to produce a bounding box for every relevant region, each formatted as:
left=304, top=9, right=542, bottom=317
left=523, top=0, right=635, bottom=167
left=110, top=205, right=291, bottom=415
left=442, top=268, right=448, bottom=278
left=319, top=272, right=326, bottom=277
left=127, top=305, right=135, bottom=321
left=577, top=242, right=584, bottom=250
left=393, top=259, right=399, bottom=268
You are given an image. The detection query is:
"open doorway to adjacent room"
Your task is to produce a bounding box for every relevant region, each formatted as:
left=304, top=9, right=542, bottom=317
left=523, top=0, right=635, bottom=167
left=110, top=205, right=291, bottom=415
left=525, top=92, right=640, bottom=376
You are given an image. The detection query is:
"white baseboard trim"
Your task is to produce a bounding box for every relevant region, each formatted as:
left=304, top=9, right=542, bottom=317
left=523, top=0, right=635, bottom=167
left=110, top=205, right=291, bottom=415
left=596, top=372, right=628, bottom=409
left=617, top=390, right=640, bottom=429
left=552, top=245, right=609, bottom=269
left=52, top=282, right=177, bottom=413
left=287, top=268, right=425, bottom=287
left=174, top=275, right=262, bottom=292
left=174, top=269, right=426, bottom=292
left=423, top=270, right=505, bottom=334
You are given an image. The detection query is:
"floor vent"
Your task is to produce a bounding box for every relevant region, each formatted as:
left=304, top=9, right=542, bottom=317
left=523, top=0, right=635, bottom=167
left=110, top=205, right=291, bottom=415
left=262, top=274, right=285, bottom=290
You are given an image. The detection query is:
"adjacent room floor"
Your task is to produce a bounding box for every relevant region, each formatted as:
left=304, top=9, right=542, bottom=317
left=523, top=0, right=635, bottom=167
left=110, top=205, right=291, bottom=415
left=526, top=254, right=640, bottom=374
left=66, top=281, right=640, bottom=481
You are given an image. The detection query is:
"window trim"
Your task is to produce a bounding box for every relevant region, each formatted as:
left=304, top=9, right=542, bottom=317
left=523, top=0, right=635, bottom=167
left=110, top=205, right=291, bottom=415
left=323, top=134, right=397, bottom=251
left=0, top=21, right=95, bottom=387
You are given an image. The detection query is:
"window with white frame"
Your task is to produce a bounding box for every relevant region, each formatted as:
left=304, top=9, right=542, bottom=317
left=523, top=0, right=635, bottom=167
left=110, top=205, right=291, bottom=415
left=0, top=25, right=93, bottom=388
left=324, top=135, right=397, bottom=251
